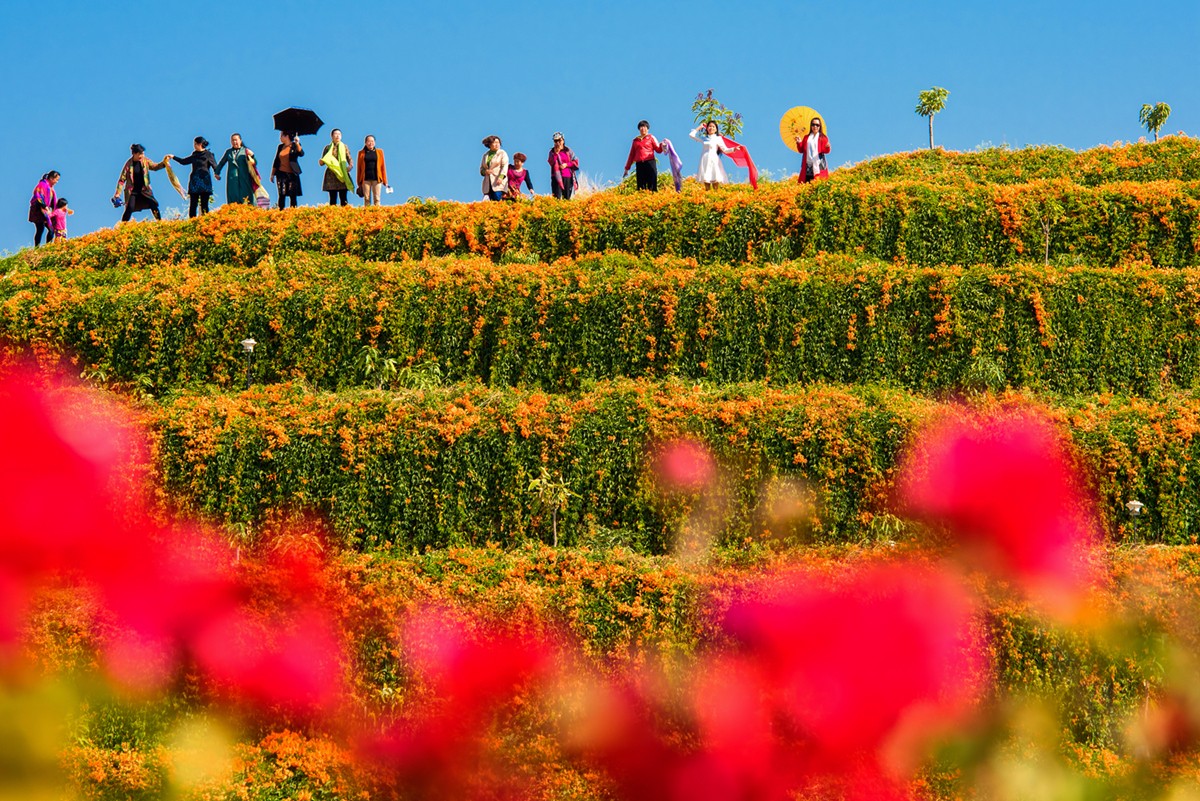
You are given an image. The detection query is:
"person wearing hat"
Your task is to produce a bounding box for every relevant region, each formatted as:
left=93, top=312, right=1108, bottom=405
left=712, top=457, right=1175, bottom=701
left=547, top=132, right=578, bottom=199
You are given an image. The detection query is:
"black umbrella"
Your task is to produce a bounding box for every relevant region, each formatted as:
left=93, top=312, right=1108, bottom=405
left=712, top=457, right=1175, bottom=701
left=273, top=107, right=324, bottom=137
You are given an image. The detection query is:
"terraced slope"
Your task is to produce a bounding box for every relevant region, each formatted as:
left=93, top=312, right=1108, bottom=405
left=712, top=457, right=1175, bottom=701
left=5, top=138, right=1200, bottom=800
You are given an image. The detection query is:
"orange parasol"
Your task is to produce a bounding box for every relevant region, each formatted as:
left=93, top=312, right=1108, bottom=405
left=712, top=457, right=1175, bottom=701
left=780, top=106, right=827, bottom=153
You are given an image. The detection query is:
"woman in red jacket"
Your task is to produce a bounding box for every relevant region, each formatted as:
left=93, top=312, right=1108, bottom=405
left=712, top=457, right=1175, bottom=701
left=796, top=117, right=830, bottom=183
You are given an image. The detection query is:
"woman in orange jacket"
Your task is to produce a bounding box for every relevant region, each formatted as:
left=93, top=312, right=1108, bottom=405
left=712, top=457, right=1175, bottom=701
left=357, top=136, right=388, bottom=206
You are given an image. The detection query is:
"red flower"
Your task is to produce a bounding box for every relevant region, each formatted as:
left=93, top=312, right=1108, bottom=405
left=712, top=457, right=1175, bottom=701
left=0, top=368, right=144, bottom=659
left=188, top=546, right=346, bottom=716
left=721, top=564, right=985, bottom=769
left=899, top=411, right=1099, bottom=606
left=653, top=439, right=717, bottom=491
left=360, top=610, right=554, bottom=800
left=574, top=564, right=984, bottom=801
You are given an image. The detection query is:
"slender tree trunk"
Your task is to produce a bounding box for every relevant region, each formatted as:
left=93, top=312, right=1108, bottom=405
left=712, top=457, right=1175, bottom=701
left=1042, top=217, right=1051, bottom=266
left=1153, top=130, right=1159, bottom=142
left=552, top=510, right=558, bottom=547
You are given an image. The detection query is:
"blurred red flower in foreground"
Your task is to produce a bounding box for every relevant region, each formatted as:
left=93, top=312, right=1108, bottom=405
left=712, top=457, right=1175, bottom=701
left=899, top=411, right=1099, bottom=608
left=0, top=368, right=346, bottom=714
left=653, top=438, right=717, bottom=491
left=0, top=369, right=142, bottom=658
left=573, top=564, right=986, bottom=801
left=359, top=611, right=554, bottom=800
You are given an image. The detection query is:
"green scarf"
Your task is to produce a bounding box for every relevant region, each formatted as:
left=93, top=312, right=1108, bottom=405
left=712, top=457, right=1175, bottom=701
left=320, top=142, right=355, bottom=192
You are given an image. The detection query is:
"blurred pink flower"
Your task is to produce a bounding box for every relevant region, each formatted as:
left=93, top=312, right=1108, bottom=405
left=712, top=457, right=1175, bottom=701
left=575, top=564, right=985, bottom=801
left=899, top=411, right=1099, bottom=605
left=360, top=611, right=554, bottom=800
left=189, top=547, right=346, bottom=716
left=722, top=564, right=985, bottom=769
left=0, top=368, right=144, bottom=658
left=653, top=439, right=717, bottom=491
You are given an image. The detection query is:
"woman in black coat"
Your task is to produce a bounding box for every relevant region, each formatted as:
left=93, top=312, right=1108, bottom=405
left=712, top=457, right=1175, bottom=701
left=172, top=137, right=219, bottom=217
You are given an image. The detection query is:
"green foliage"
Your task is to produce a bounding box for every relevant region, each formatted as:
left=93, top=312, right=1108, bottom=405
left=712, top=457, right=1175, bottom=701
left=1139, top=102, right=1172, bottom=142
left=915, top=86, right=950, bottom=117
left=147, top=381, right=1200, bottom=551
left=691, top=88, right=744, bottom=138
left=8, top=254, right=1200, bottom=397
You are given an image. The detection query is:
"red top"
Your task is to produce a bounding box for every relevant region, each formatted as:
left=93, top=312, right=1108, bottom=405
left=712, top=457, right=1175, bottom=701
left=624, top=135, right=664, bottom=171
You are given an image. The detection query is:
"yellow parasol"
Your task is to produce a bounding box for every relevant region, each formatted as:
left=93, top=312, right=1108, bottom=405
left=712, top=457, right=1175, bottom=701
left=780, top=106, right=827, bottom=153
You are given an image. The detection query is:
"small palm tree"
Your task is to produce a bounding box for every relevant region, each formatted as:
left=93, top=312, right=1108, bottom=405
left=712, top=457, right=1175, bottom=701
left=1139, top=102, right=1172, bottom=142
left=915, top=87, right=950, bottom=150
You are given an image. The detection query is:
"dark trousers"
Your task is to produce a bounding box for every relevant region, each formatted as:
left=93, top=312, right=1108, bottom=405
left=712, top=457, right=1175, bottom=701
left=33, top=220, right=48, bottom=246
left=552, top=175, right=575, bottom=200
left=188, top=193, right=211, bottom=218
left=635, top=159, right=658, bottom=191
left=328, top=189, right=347, bottom=206
left=122, top=196, right=161, bottom=222
left=277, top=190, right=298, bottom=210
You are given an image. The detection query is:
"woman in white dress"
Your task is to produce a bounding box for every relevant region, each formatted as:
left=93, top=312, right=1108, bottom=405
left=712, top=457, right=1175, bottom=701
left=689, top=121, right=740, bottom=190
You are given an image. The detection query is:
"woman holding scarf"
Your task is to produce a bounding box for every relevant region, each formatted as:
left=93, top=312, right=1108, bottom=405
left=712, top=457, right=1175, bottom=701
left=172, top=136, right=219, bottom=217
left=113, top=144, right=166, bottom=222
left=28, top=171, right=59, bottom=246
left=215, top=133, right=257, bottom=205
left=547, top=132, right=578, bottom=199
left=796, top=117, right=830, bottom=183
left=321, top=129, right=354, bottom=206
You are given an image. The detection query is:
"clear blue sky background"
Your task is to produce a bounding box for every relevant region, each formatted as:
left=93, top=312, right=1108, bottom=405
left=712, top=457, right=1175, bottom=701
left=1, top=0, right=1196, bottom=253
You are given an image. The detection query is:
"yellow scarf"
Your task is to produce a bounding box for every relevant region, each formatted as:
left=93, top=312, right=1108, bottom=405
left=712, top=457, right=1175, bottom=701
left=320, top=142, right=355, bottom=191
left=159, top=157, right=186, bottom=198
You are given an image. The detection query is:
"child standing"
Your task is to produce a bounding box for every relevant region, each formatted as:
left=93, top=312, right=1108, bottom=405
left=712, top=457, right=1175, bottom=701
left=48, top=198, right=73, bottom=241
left=504, top=153, right=535, bottom=200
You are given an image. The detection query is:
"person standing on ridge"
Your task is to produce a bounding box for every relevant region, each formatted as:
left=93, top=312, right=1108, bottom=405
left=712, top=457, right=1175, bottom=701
left=548, top=132, right=578, bottom=199
left=270, top=132, right=304, bottom=209
left=623, top=120, right=664, bottom=191
left=796, top=116, right=830, bottom=183
left=173, top=136, right=219, bottom=217
left=215, top=133, right=257, bottom=205
left=28, top=171, right=59, bottom=246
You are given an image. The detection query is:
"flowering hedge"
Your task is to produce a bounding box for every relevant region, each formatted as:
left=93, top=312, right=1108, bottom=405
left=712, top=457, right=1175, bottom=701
left=5, top=174, right=1198, bottom=272
left=145, top=380, right=1200, bottom=550
left=834, top=135, right=1200, bottom=185
left=5, top=253, right=1200, bottom=396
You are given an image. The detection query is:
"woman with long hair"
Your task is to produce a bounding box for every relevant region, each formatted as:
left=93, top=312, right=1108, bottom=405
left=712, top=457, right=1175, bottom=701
left=796, top=117, right=830, bottom=183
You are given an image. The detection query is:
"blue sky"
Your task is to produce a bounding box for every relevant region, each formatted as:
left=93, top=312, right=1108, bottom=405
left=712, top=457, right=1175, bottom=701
left=1, top=0, right=1196, bottom=253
